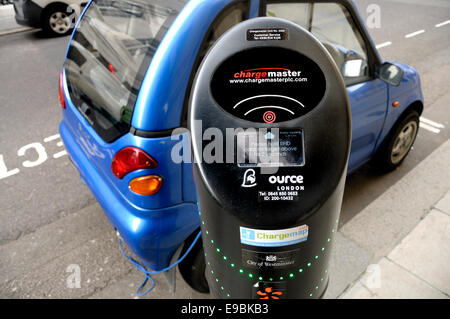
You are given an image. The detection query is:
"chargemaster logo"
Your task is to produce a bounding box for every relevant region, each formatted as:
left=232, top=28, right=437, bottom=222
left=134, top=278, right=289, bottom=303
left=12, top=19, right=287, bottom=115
left=240, top=225, right=308, bottom=247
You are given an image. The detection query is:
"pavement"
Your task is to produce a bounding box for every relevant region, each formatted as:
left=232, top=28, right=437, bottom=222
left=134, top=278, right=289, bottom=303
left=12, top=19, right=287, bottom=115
left=338, top=139, right=450, bottom=299
left=0, top=4, right=33, bottom=36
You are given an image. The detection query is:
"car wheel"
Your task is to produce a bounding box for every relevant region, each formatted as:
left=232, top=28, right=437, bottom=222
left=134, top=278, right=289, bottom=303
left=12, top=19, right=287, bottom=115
left=179, top=231, right=210, bottom=294
left=375, top=110, right=419, bottom=172
left=42, top=4, right=73, bottom=36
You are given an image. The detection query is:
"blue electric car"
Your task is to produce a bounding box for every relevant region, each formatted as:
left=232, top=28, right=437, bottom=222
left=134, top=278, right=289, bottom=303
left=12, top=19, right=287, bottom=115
left=59, top=0, right=424, bottom=293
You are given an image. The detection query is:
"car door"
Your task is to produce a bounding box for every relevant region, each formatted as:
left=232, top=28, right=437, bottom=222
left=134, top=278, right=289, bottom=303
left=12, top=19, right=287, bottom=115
left=261, top=1, right=389, bottom=172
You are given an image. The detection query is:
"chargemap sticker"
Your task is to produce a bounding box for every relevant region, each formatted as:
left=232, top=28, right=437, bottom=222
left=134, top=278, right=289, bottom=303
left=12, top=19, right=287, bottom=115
left=240, top=225, right=308, bottom=247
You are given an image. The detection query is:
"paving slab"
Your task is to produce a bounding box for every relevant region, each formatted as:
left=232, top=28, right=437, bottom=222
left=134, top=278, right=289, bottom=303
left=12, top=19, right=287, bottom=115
left=323, top=232, right=371, bottom=299
left=435, top=190, right=450, bottom=216
left=339, top=282, right=374, bottom=299
left=388, top=209, right=450, bottom=296
left=343, top=258, right=447, bottom=299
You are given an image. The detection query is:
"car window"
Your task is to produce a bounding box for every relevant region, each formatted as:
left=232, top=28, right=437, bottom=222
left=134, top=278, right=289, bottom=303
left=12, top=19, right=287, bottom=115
left=64, top=0, right=187, bottom=143
left=198, top=3, right=249, bottom=59
left=181, top=2, right=249, bottom=126
left=265, top=2, right=369, bottom=82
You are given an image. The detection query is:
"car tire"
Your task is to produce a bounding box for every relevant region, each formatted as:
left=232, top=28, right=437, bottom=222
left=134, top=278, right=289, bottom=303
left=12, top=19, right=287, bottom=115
left=42, top=4, right=74, bottom=36
left=179, top=231, right=210, bottom=294
left=375, top=110, right=419, bottom=172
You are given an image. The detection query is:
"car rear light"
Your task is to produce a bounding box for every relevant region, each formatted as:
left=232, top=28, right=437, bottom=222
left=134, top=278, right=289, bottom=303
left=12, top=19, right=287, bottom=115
left=59, top=71, right=66, bottom=109
left=129, top=175, right=163, bottom=195
left=111, top=147, right=158, bottom=179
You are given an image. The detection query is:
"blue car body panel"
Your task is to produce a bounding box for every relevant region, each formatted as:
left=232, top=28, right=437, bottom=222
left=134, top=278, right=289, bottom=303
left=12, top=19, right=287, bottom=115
left=133, top=0, right=236, bottom=131
left=60, top=0, right=423, bottom=270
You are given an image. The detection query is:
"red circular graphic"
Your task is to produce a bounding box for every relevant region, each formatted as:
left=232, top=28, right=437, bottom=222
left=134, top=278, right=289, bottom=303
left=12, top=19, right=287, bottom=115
left=263, top=111, right=276, bottom=123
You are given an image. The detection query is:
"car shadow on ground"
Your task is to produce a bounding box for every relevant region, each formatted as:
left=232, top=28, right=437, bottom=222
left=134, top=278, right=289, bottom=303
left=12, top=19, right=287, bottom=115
left=27, top=28, right=72, bottom=39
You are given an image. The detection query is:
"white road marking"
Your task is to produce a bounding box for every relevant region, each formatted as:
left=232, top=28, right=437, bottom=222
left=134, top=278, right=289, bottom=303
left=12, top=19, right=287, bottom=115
left=420, top=117, right=445, bottom=129
left=44, top=134, right=61, bottom=142
left=53, top=150, right=67, bottom=159
left=17, top=143, right=48, bottom=168
left=376, top=41, right=392, bottom=49
left=0, top=133, right=68, bottom=180
left=419, top=122, right=440, bottom=134
left=435, top=20, right=450, bottom=28
left=405, top=29, right=425, bottom=38
left=0, top=155, right=20, bottom=180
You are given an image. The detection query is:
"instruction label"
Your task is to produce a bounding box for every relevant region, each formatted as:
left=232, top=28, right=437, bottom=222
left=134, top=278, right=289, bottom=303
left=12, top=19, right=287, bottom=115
left=247, top=28, right=289, bottom=41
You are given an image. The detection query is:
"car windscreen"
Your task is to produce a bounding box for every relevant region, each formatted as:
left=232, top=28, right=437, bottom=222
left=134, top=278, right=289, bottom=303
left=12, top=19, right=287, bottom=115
left=64, top=0, right=187, bottom=142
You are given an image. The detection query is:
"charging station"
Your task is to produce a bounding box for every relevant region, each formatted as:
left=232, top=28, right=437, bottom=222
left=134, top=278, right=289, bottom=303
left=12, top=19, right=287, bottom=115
left=189, top=17, right=351, bottom=299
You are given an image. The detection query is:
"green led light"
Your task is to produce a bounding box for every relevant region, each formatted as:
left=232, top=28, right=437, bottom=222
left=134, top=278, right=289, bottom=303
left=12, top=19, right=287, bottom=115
left=210, top=239, right=214, bottom=244
left=321, top=247, right=325, bottom=252
left=315, top=255, right=319, bottom=260
left=215, top=278, right=219, bottom=282
left=307, top=262, right=312, bottom=267
left=325, top=269, right=328, bottom=273
left=320, top=278, right=324, bottom=282
left=258, top=276, right=263, bottom=281
left=202, top=221, right=204, bottom=225
left=239, top=269, right=244, bottom=274
left=327, top=238, right=331, bottom=242
left=309, top=293, right=313, bottom=297
left=279, top=276, right=284, bottom=280
left=315, top=286, right=319, bottom=290
left=230, top=263, right=235, bottom=268
left=207, top=261, right=210, bottom=265
left=248, top=273, right=254, bottom=279
left=289, top=273, right=294, bottom=278
left=226, top=294, right=230, bottom=297
left=211, top=270, right=214, bottom=274
left=216, top=248, right=220, bottom=253
left=269, top=278, right=273, bottom=281
left=332, top=228, right=335, bottom=233
left=299, top=268, right=303, bottom=273
left=220, top=286, right=224, bottom=290
left=223, top=256, right=227, bottom=260
left=205, top=230, right=209, bottom=235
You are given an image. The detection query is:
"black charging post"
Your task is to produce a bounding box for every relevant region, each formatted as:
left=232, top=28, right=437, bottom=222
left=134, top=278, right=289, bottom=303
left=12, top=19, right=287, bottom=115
left=189, top=17, right=351, bottom=299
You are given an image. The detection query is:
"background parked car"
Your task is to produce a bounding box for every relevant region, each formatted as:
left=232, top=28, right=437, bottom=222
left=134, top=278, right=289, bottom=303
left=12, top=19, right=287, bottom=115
left=13, top=0, right=86, bottom=35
